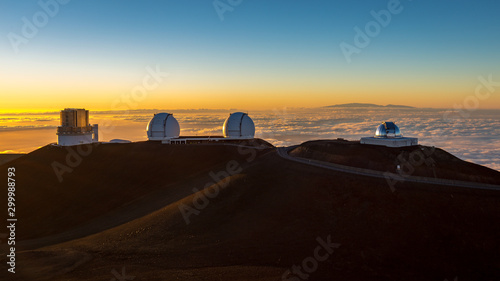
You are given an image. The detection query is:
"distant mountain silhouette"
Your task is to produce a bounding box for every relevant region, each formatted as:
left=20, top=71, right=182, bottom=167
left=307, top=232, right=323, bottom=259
left=325, top=103, right=415, bottom=108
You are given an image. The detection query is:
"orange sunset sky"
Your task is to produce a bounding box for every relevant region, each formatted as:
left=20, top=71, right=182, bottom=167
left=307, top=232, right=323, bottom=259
left=1, top=1, right=500, bottom=112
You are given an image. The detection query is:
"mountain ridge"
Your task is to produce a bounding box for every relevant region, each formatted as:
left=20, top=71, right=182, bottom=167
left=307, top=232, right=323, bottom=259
left=1, top=140, right=499, bottom=281
left=324, top=103, right=415, bottom=108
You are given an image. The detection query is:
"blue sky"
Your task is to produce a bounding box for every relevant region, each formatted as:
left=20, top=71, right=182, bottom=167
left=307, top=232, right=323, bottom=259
left=1, top=0, right=500, bottom=110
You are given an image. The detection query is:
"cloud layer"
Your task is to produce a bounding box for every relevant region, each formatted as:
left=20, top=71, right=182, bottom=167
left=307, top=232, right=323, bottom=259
left=1, top=108, right=499, bottom=171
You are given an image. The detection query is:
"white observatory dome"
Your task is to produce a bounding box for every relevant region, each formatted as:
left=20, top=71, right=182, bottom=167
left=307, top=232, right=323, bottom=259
left=147, top=113, right=180, bottom=141
left=375, top=122, right=402, bottom=138
left=223, top=112, right=255, bottom=139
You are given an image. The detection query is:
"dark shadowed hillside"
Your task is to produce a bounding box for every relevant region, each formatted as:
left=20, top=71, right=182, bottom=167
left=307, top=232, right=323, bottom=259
left=290, top=139, right=500, bottom=185
left=0, top=154, right=24, bottom=166
left=0, top=140, right=273, bottom=242
left=0, top=140, right=499, bottom=281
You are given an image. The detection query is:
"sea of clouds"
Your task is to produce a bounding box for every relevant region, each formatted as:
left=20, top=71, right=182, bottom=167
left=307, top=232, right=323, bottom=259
left=252, top=107, right=500, bottom=171
left=1, top=108, right=499, bottom=171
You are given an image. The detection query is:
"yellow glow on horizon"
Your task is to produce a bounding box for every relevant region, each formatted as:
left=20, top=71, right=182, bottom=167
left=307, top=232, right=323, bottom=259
left=2, top=82, right=500, bottom=112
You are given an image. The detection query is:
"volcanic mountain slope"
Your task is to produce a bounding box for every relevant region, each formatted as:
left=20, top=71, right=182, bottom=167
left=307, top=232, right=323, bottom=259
left=0, top=154, right=24, bottom=166
left=289, top=139, right=500, bottom=185
left=1, top=140, right=500, bottom=281
left=0, top=140, right=273, bottom=243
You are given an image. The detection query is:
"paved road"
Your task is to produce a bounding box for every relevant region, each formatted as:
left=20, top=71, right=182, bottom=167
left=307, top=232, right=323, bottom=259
left=276, top=146, right=500, bottom=191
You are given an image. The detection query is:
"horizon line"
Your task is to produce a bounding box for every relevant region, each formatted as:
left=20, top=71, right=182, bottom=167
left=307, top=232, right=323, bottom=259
left=2, top=106, right=500, bottom=114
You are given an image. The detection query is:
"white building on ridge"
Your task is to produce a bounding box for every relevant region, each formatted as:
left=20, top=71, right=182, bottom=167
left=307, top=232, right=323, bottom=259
left=57, top=108, right=98, bottom=146
left=146, top=113, right=180, bottom=141
left=360, top=122, right=417, bottom=147
left=222, top=112, right=255, bottom=139
left=146, top=112, right=256, bottom=144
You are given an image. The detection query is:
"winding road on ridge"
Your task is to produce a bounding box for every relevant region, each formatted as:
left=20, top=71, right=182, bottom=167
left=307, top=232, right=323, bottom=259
left=276, top=146, right=500, bottom=191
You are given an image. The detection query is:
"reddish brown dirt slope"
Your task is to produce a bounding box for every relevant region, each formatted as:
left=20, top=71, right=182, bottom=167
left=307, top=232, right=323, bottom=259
left=289, top=139, right=500, bottom=185
left=0, top=140, right=499, bottom=281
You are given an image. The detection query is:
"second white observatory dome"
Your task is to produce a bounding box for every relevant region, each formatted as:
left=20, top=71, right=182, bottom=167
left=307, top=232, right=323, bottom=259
left=223, top=112, right=255, bottom=139
left=147, top=113, right=180, bottom=140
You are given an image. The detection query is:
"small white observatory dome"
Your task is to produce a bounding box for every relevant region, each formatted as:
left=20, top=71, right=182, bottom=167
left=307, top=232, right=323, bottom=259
left=147, top=113, right=180, bottom=141
left=222, top=112, right=255, bottom=139
left=375, top=122, right=402, bottom=138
